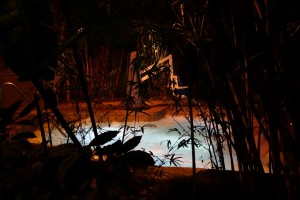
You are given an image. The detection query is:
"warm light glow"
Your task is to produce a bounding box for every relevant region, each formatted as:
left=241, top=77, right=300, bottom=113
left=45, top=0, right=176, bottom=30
left=91, top=154, right=99, bottom=161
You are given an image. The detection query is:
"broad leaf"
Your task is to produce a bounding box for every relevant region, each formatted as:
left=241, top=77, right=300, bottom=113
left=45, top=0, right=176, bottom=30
left=7, top=99, right=24, bottom=120
left=15, top=119, right=35, bottom=126
left=49, top=143, right=77, bottom=158
left=82, top=145, right=93, bottom=158
left=99, top=140, right=122, bottom=156
left=17, top=99, right=37, bottom=118
left=11, top=99, right=24, bottom=110
left=89, top=130, right=119, bottom=146
left=122, top=135, right=142, bottom=153
left=123, top=150, right=155, bottom=167
left=29, top=141, right=49, bottom=157
left=11, top=131, right=36, bottom=140
left=59, top=151, right=80, bottom=173
left=1, top=139, right=33, bottom=157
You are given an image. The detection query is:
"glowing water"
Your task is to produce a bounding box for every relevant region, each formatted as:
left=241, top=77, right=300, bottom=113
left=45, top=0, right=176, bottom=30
left=34, top=114, right=237, bottom=169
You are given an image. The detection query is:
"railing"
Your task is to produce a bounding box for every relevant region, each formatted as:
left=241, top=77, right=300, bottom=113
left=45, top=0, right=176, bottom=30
left=140, top=54, right=188, bottom=93
left=0, top=82, right=32, bottom=104
left=140, top=54, right=174, bottom=82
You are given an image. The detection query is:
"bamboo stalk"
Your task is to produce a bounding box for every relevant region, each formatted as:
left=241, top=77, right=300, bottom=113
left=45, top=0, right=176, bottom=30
left=32, top=79, right=82, bottom=151
left=34, top=94, right=47, bottom=154
left=73, top=49, right=98, bottom=138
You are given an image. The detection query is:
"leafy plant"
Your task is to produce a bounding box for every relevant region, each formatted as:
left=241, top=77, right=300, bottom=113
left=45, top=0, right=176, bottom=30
left=0, top=97, right=157, bottom=199
left=0, top=99, right=37, bottom=142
